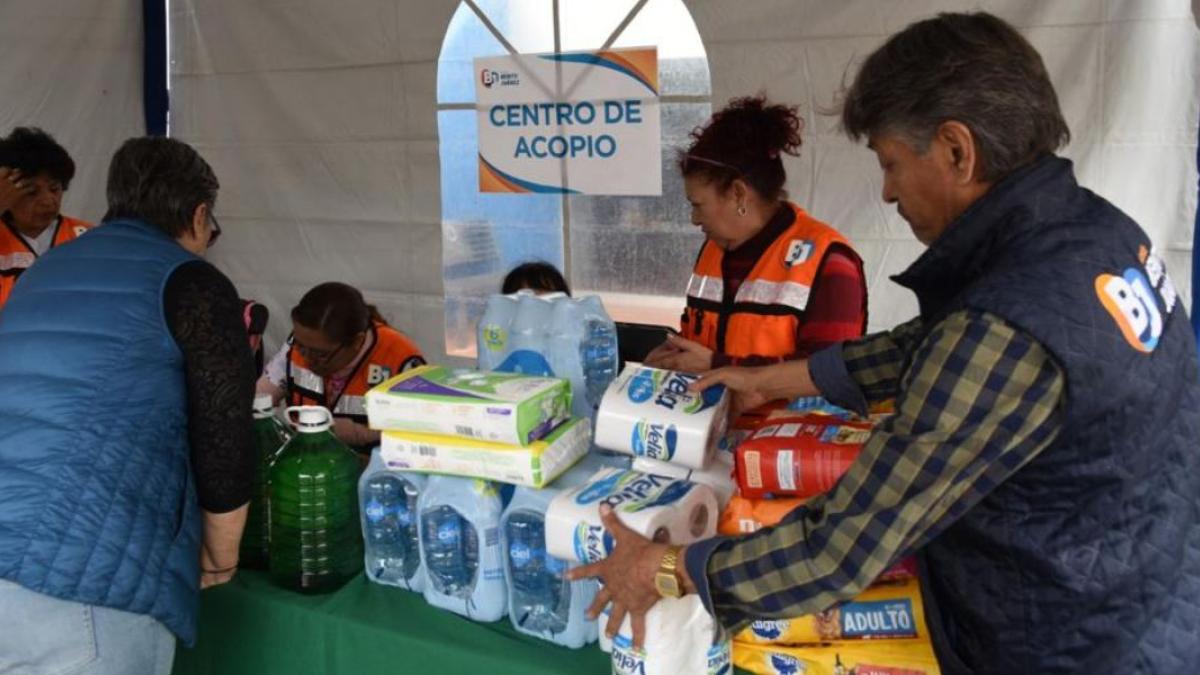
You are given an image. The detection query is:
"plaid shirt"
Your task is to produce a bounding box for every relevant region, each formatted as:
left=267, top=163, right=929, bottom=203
left=683, top=309, right=1066, bottom=631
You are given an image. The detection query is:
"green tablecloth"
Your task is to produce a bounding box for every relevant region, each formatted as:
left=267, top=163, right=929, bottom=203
left=172, top=570, right=611, bottom=675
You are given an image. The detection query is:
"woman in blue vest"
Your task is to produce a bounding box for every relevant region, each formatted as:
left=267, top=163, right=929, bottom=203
left=0, top=137, right=256, bottom=673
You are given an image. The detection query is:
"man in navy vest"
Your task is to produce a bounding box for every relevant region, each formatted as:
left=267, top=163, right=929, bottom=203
left=0, top=137, right=255, bottom=673
left=571, top=12, right=1200, bottom=674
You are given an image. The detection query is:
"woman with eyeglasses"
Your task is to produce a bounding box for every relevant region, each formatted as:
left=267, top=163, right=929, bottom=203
left=644, top=96, right=868, bottom=392
left=257, top=281, right=425, bottom=450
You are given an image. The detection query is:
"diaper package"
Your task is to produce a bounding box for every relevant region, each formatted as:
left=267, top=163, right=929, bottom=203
left=544, top=467, right=718, bottom=565
left=733, top=640, right=941, bottom=675
left=594, top=366, right=729, bottom=469
left=380, top=418, right=591, bottom=488
left=738, top=578, right=927, bottom=645
left=366, top=365, right=570, bottom=446
left=735, top=414, right=872, bottom=499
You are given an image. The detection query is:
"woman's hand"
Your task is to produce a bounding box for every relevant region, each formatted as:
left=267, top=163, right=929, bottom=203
left=643, top=335, right=713, bottom=374
left=0, top=167, right=33, bottom=213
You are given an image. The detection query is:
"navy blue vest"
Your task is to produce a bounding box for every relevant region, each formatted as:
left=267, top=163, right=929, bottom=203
left=0, top=220, right=203, bottom=643
left=894, top=157, right=1200, bottom=673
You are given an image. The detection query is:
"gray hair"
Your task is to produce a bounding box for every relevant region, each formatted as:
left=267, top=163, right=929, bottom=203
left=102, top=136, right=218, bottom=238
left=841, top=12, right=1069, bottom=182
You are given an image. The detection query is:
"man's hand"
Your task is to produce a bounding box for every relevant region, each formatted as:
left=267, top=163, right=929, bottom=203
left=0, top=167, right=33, bottom=213
left=643, top=334, right=714, bottom=374
left=567, top=505, right=693, bottom=649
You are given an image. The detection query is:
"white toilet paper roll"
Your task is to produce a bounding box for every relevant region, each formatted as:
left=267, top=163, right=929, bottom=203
left=545, top=467, right=718, bottom=564
left=632, top=451, right=736, bottom=511
left=601, top=596, right=731, bottom=675
left=594, top=366, right=729, bottom=469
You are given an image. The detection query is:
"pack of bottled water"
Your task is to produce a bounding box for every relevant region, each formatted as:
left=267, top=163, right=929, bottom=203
left=498, top=453, right=623, bottom=648
left=477, top=291, right=618, bottom=422
left=359, top=448, right=427, bottom=591
left=416, top=475, right=508, bottom=622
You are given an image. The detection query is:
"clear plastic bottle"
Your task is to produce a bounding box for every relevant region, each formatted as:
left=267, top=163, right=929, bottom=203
left=240, top=394, right=290, bottom=570
left=505, top=510, right=569, bottom=634
left=269, top=406, right=363, bottom=593
left=421, top=505, right=479, bottom=598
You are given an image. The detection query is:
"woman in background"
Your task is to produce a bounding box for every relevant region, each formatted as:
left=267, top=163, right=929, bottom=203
left=258, top=282, right=425, bottom=449
left=646, top=96, right=867, bottom=374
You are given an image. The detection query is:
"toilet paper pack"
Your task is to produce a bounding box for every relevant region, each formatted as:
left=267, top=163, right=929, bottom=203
left=545, top=467, right=718, bottom=565
left=594, top=366, right=729, bottom=469
left=632, top=452, right=737, bottom=510
left=365, top=365, right=570, bottom=446
left=600, top=597, right=731, bottom=675
left=380, top=418, right=591, bottom=488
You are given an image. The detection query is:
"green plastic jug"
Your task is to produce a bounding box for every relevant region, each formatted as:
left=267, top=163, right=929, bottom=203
left=239, top=394, right=291, bottom=570
left=269, top=405, right=363, bottom=593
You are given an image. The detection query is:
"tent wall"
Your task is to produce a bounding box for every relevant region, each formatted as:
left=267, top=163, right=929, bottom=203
left=170, top=1, right=1196, bottom=360
left=0, top=0, right=145, bottom=225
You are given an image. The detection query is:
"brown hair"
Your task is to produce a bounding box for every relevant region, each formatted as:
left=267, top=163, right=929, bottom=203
left=679, top=95, right=803, bottom=201
left=291, top=282, right=386, bottom=344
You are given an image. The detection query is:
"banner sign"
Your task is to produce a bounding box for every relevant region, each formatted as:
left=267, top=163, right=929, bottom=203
left=474, top=47, right=661, bottom=195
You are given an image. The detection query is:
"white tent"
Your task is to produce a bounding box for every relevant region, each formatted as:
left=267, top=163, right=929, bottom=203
left=2, top=0, right=1197, bottom=364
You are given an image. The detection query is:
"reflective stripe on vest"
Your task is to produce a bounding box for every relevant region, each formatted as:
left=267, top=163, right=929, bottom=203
left=686, top=272, right=724, bottom=303
left=734, top=278, right=811, bottom=311
left=285, top=322, right=424, bottom=419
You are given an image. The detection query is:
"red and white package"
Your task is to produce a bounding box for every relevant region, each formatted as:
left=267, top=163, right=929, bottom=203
left=734, top=414, right=873, bottom=499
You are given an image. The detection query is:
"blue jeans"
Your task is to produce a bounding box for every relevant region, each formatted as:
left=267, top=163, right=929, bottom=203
left=0, top=579, right=176, bottom=675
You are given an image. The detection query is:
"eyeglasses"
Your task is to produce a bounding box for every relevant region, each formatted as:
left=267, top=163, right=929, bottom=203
left=208, top=213, right=222, bottom=247
left=294, top=338, right=349, bottom=364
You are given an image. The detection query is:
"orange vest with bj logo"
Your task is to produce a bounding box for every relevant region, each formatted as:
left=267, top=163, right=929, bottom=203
left=0, top=216, right=93, bottom=310
left=285, top=322, right=425, bottom=425
left=682, top=203, right=856, bottom=358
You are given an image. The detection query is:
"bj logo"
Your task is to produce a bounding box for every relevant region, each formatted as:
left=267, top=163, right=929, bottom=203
left=1095, top=267, right=1162, bottom=353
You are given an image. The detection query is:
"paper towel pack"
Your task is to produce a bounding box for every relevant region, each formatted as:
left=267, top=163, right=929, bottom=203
left=599, top=597, right=731, bottom=675
left=594, top=366, right=729, bottom=469
left=632, top=452, right=736, bottom=510
left=545, top=467, right=718, bottom=565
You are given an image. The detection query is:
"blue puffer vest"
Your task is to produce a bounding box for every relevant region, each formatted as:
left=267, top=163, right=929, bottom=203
left=0, top=219, right=203, bottom=644
left=894, top=157, right=1200, bottom=673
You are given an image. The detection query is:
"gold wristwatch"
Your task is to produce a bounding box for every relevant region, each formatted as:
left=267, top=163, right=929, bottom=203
left=654, top=546, right=685, bottom=598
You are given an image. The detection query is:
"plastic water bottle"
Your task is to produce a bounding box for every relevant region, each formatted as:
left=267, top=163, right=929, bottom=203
left=506, top=510, right=569, bottom=634
left=502, top=483, right=599, bottom=647
left=418, top=475, right=507, bottom=621
left=240, top=394, right=291, bottom=570
left=497, top=293, right=556, bottom=376
left=477, top=294, right=518, bottom=371
left=547, top=295, right=618, bottom=420
left=581, top=308, right=618, bottom=409
left=269, top=406, right=363, bottom=593
left=359, top=449, right=426, bottom=590
left=421, top=505, right=479, bottom=597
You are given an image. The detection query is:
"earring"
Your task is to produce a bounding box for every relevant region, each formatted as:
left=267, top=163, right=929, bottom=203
left=737, top=204, right=747, bottom=216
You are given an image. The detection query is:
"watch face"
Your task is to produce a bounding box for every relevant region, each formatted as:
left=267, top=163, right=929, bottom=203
left=656, top=573, right=681, bottom=598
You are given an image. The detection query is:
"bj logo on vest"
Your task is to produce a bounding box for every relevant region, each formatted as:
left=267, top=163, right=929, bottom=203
left=1095, top=247, right=1177, bottom=353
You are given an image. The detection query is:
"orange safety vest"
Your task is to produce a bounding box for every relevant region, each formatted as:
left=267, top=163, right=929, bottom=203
left=285, top=322, right=425, bottom=424
left=0, top=216, right=93, bottom=310
left=681, top=202, right=861, bottom=358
